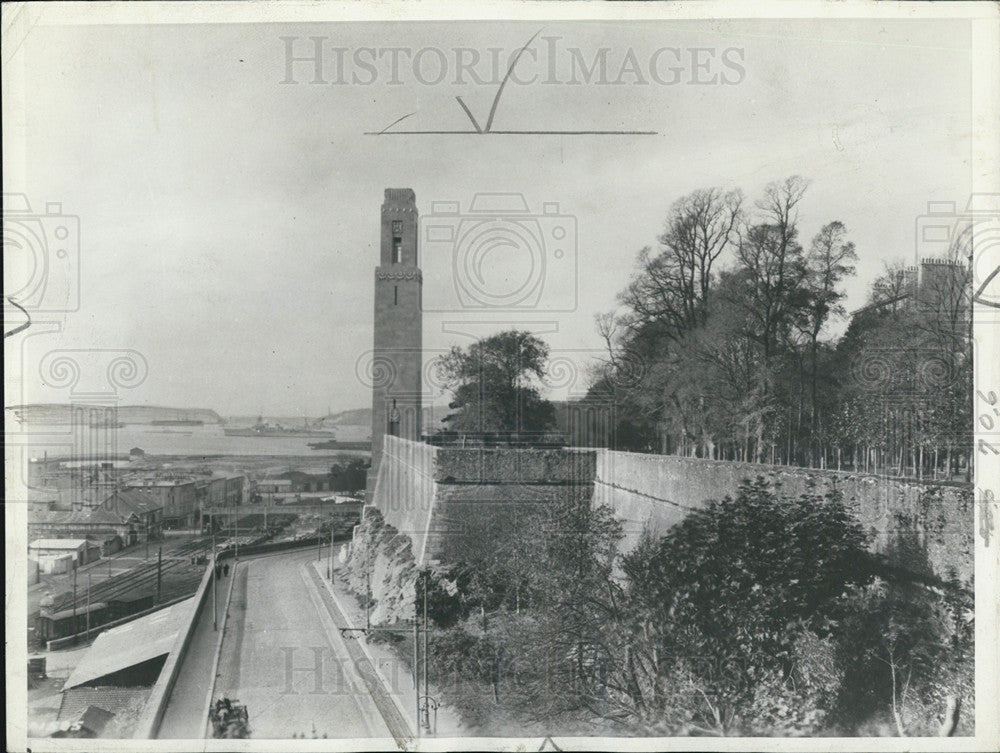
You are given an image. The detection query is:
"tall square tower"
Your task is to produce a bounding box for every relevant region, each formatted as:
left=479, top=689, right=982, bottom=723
left=367, top=189, right=423, bottom=499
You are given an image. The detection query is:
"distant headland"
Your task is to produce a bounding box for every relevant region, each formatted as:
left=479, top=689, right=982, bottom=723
left=5, top=404, right=223, bottom=425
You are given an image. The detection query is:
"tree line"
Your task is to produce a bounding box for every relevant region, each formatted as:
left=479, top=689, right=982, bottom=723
left=587, top=176, right=972, bottom=479
left=432, top=178, right=971, bottom=478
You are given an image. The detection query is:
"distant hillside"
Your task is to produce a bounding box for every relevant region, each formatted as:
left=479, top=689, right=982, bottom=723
left=5, top=404, right=222, bottom=425
left=306, top=400, right=598, bottom=437
left=325, top=408, right=371, bottom=425
left=315, top=404, right=451, bottom=432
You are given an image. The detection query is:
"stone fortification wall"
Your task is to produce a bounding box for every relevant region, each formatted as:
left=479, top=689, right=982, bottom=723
left=359, top=441, right=596, bottom=622
left=432, top=447, right=596, bottom=485
left=371, top=439, right=596, bottom=567
left=594, top=451, right=973, bottom=586
left=369, top=435, right=439, bottom=564
left=356, top=441, right=972, bottom=624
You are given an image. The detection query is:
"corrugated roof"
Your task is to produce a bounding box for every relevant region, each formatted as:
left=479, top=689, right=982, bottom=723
left=30, top=539, right=88, bottom=550
left=63, top=597, right=195, bottom=689
left=57, top=687, right=151, bottom=722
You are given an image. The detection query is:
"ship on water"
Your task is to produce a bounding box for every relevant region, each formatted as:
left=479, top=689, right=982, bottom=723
left=223, top=416, right=336, bottom=438
left=308, top=439, right=372, bottom=450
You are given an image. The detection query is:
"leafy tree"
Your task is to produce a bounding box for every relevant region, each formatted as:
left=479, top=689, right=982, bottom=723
left=439, top=330, right=556, bottom=436
left=593, top=174, right=969, bottom=474
left=616, top=478, right=873, bottom=733
left=415, top=479, right=972, bottom=737
left=834, top=577, right=973, bottom=735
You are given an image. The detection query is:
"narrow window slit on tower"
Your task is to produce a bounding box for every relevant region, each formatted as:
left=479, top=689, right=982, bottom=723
left=394, top=286, right=398, bottom=305
left=392, top=221, right=403, bottom=264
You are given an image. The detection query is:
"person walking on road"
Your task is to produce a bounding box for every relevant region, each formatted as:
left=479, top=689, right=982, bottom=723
left=223, top=563, right=230, bottom=577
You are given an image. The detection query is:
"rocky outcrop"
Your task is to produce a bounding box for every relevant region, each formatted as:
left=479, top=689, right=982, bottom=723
left=345, top=508, right=419, bottom=624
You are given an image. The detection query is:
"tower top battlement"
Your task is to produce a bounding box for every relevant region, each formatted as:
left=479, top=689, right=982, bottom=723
left=384, top=188, right=416, bottom=204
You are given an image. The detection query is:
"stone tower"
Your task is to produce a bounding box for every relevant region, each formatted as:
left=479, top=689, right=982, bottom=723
left=367, top=189, right=423, bottom=499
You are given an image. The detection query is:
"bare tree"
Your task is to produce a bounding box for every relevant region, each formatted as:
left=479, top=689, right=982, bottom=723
left=619, top=188, right=743, bottom=344
left=796, top=221, right=858, bottom=460
left=733, top=176, right=811, bottom=364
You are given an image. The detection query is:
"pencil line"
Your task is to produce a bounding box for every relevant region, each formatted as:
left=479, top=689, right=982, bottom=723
left=363, top=130, right=659, bottom=136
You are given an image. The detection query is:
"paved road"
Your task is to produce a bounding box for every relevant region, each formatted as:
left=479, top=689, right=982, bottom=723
left=212, top=549, right=395, bottom=740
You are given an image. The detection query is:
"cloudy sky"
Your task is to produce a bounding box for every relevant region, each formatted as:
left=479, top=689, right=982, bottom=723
left=3, top=9, right=981, bottom=415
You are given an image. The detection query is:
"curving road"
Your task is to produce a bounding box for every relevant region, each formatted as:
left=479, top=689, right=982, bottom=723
left=211, top=549, right=397, bottom=740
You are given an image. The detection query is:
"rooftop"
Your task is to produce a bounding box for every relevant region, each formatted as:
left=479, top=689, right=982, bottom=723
left=57, top=687, right=151, bottom=725
left=64, top=597, right=195, bottom=689
left=29, top=538, right=88, bottom=550
left=31, top=509, right=131, bottom=528
left=100, top=489, right=162, bottom=518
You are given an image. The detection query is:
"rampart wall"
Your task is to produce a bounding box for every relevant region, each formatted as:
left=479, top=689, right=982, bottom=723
left=594, top=451, right=973, bottom=586
left=362, top=440, right=973, bottom=623
left=368, top=435, right=438, bottom=564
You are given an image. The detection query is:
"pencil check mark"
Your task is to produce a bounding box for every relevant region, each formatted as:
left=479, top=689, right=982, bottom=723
left=365, top=28, right=657, bottom=136
left=453, top=30, right=541, bottom=134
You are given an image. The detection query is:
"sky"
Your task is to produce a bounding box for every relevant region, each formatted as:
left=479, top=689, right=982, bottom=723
left=3, top=13, right=979, bottom=416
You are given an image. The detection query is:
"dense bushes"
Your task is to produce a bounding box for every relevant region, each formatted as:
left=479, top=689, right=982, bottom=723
left=418, top=480, right=972, bottom=736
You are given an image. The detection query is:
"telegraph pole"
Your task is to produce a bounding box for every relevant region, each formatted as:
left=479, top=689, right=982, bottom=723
left=86, top=572, right=92, bottom=642
left=413, top=604, right=420, bottom=739
left=156, top=547, right=162, bottom=603
left=72, top=566, right=78, bottom=642
left=365, top=568, right=371, bottom=631
left=212, top=525, right=218, bottom=631
left=422, top=571, right=429, bottom=732
left=326, top=531, right=331, bottom=579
